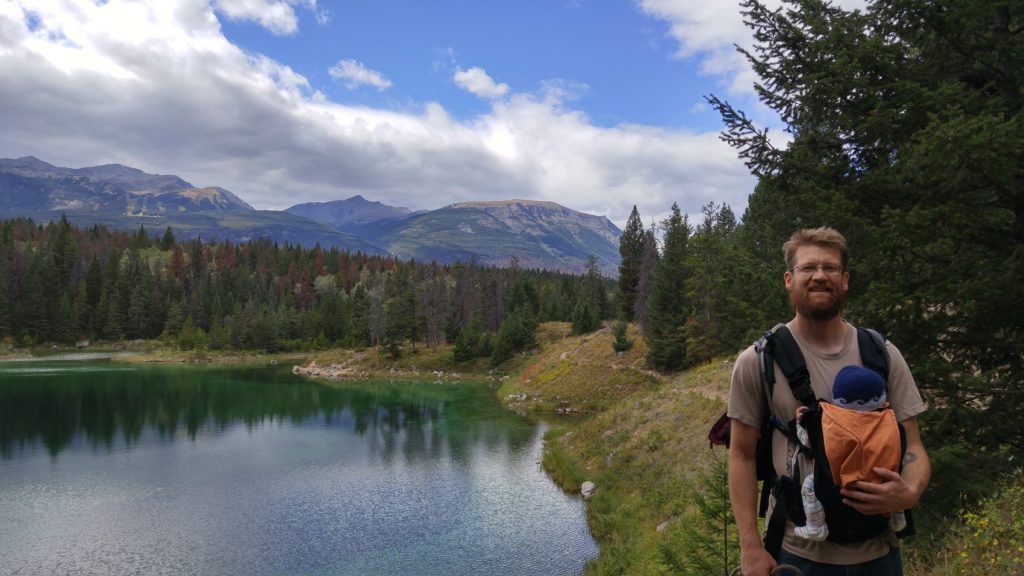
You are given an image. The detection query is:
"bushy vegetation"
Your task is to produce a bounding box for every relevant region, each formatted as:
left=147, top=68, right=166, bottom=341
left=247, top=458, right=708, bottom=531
left=611, top=320, right=634, bottom=353
left=924, top=472, right=1024, bottom=576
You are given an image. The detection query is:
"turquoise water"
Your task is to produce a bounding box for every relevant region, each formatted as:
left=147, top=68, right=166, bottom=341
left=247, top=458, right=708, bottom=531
left=0, top=359, right=597, bottom=575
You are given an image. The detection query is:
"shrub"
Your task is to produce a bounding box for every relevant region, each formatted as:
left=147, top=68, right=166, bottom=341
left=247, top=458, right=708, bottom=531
left=611, top=320, right=634, bottom=353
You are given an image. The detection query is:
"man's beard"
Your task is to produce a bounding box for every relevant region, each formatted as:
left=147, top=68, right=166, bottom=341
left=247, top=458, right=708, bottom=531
left=794, top=288, right=846, bottom=321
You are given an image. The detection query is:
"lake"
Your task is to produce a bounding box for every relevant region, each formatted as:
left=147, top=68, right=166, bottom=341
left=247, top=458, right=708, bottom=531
left=0, top=359, right=598, bottom=575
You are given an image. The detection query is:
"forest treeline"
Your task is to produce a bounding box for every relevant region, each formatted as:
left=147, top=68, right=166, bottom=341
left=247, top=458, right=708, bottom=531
left=0, top=217, right=617, bottom=363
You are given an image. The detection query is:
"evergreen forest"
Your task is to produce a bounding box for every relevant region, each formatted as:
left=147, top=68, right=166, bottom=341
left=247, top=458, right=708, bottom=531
left=0, top=217, right=615, bottom=365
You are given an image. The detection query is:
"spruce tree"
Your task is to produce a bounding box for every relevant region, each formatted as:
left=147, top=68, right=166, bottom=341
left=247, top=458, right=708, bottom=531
left=711, top=0, right=1024, bottom=507
left=685, top=202, right=739, bottom=362
left=617, top=205, right=645, bottom=321
left=581, top=255, right=608, bottom=320
left=660, top=451, right=738, bottom=575
left=634, top=227, right=659, bottom=335
left=160, top=226, right=175, bottom=251
left=644, top=204, right=691, bottom=372
left=611, top=320, right=633, bottom=353
left=0, top=263, right=10, bottom=338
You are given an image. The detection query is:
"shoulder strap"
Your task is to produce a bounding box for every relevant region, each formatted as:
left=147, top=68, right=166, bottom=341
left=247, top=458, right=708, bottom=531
left=755, top=325, right=788, bottom=426
left=855, top=326, right=890, bottom=383
left=764, top=325, right=817, bottom=408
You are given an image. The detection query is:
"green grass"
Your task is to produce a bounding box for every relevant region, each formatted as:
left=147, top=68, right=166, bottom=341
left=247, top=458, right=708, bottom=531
left=511, top=323, right=732, bottom=574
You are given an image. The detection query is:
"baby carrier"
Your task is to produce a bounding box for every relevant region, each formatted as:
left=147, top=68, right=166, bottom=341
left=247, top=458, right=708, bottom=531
left=709, top=324, right=915, bottom=559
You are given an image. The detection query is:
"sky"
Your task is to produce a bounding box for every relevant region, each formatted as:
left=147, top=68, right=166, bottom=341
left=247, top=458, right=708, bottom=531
left=0, top=0, right=865, bottom=228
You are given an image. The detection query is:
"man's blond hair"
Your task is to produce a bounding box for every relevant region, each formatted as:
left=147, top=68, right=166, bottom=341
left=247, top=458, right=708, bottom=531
left=782, top=227, right=848, bottom=271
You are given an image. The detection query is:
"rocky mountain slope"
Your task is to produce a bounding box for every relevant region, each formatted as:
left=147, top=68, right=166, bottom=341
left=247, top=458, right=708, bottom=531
left=360, top=200, right=621, bottom=276
left=0, top=156, right=381, bottom=254
left=285, top=195, right=413, bottom=231
left=0, top=157, right=622, bottom=275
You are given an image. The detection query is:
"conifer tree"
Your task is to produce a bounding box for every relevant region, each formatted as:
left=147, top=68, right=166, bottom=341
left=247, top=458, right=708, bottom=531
left=644, top=204, right=691, bottom=372
left=160, top=226, right=175, bottom=251
left=0, top=260, right=10, bottom=338
left=581, top=255, right=608, bottom=320
left=50, top=214, right=76, bottom=284
left=685, top=202, right=739, bottom=363
left=617, top=205, right=645, bottom=321
left=710, top=0, right=1024, bottom=506
left=571, top=299, right=599, bottom=335
left=660, top=451, right=738, bottom=575
left=634, top=227, right=659, bottom=335
left=611, top=320, right=633, bottom=353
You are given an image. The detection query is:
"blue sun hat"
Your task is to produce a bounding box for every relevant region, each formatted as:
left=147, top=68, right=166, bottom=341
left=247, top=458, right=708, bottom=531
left=832, top=365, right=887, bottom=411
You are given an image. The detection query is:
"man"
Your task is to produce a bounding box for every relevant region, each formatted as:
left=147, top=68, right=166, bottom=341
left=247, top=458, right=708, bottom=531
left=727, top=228, right=930, bottom=575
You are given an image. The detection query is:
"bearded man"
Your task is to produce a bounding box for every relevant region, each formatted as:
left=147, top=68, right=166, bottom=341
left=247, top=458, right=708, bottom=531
left=726, top=227, right=930, bottom=576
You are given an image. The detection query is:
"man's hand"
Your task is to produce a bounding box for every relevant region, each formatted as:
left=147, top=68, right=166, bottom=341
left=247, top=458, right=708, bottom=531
left=840, top=467, right=919, bottom=515
left=740, top=546, right=777, bottom=576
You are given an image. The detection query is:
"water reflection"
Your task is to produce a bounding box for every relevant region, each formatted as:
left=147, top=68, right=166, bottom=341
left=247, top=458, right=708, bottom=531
left=0, top=362, right=532, bottom=464
left=0, top=361, right=598, bottom=576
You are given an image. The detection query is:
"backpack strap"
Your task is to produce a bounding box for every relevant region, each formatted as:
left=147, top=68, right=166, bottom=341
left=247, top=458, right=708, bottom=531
left=753, top=327, right=783, bottom=521
left=855, top=326, right=890, bottom=383
left=765, top=325, right=818, bottom=409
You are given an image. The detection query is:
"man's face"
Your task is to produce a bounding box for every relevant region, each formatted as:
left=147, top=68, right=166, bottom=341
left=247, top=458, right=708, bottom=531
left=784, top=245, right=849, bottom=322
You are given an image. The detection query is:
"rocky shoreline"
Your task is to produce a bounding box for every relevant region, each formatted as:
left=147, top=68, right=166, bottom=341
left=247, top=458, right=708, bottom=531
left=291, top=359, right=469, bottom=383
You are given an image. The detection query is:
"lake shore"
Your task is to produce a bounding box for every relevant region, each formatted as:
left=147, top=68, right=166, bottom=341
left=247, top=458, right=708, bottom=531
left=1, top=325, right=972, bottom=575
left=0, top=342, right=308, bottom=367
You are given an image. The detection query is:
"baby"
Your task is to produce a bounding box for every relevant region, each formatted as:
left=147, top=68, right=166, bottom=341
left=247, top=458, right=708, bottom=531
left=793, top=365, right=906, bottom=541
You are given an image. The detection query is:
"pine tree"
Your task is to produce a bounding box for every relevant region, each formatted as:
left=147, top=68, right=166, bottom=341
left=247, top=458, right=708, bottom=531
left=711, top=0, right=1024, bottom=507
left=491, top=308, right=538, bottom=366
left=685, top=202, right=739, bottom=363
left=49, top=214, right=77, bottom=285
left=617, top=205, right=645, bottom=321
left=611, top=320, right=633, bottom=353
left=660, top=451, right=738, bottom=575
left=633, top=227, right=659, bottom=335
left=644, top=204, right=691, bottom=372
left=0, top=260, right=10, bottom=338
left=571, top=299, right=599, bottom=335
left=581, top=255, right=608, bottom=320
left=160, top=226, right=175, bottom=251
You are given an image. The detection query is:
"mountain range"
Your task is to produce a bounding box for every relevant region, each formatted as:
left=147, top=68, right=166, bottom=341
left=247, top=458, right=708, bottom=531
left=0, top=157, right=622, bottom=276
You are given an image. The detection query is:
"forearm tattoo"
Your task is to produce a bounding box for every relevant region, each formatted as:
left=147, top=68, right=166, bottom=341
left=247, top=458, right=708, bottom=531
left=903, top=451, right=919, bottom=467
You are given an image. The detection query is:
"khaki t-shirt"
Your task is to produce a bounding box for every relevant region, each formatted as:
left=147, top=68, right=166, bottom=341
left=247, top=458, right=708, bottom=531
left=727, top=320, right=926, bottom=564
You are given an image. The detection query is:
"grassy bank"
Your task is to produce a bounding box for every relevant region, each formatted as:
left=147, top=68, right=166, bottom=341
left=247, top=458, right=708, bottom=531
left=491, top=322, right=1022, bottom=576
left=0, top=339, right=308, bottom=366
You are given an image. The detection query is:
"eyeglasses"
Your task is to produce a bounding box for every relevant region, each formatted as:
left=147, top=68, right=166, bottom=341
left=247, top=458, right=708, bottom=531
left=792, top=264, right=844, bottom=276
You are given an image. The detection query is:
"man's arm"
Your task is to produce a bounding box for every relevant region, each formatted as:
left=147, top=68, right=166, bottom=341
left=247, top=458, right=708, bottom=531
left=841, top=417, right=931, bottom=514
left=728, top=419, right=776, bottom=576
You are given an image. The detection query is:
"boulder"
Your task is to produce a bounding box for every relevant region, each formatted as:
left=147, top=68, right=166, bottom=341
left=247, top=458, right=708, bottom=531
left=581, top=481, right=596, bottom=499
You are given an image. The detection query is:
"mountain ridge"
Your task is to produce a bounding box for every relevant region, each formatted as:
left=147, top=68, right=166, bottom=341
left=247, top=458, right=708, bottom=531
left=0, top=157, right=621, bottom=276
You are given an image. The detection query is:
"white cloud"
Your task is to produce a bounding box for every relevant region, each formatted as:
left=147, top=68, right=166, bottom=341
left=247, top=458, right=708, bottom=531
left=635, top=0, right=867, bottom=96
left=0, top=0, right=754, bottom=228
left=213, top=0, right=321, bottom=36
left=329, top=59, right=392, bottom=91
left=453, top=66, right=510, bottom=99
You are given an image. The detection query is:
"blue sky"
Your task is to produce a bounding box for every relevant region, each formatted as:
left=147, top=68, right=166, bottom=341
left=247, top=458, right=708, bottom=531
left=0, top=1, right=863, bottom=227
left=219, top=1, right=716, bottom=131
